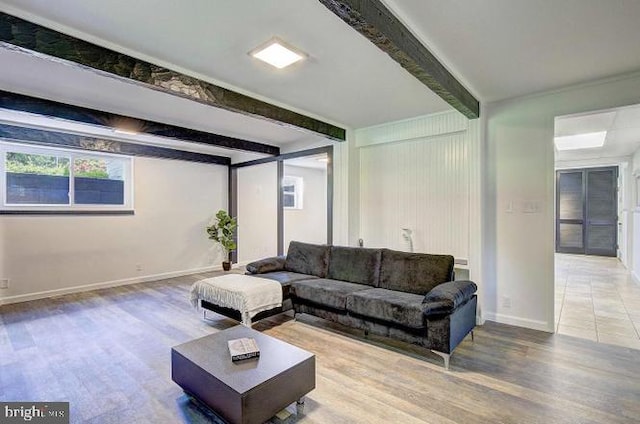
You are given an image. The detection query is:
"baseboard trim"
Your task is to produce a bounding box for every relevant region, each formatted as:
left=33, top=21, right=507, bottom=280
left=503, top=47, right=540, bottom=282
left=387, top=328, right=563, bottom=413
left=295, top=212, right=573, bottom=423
left=483, top=312, right=553, bottom=333
left=0, top=264, right=234, bottom=306
left=632, top=271, right=640, bottom=285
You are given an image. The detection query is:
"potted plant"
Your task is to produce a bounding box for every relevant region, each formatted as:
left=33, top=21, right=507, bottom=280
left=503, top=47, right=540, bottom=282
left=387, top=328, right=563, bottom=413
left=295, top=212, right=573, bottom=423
left=206, top=210, right=238, bottom=271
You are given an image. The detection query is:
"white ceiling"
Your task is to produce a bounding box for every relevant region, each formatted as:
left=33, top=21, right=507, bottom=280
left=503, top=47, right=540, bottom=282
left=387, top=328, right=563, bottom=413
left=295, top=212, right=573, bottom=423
left=384, top=0, right=640, bottom=102
left=1, top=0, right=640, bottom=159
left=555, top=104, right=640, bottom=162
left=0, top=0, right=451, bottom=132
left=285, top=154, right=328, bottom=170
left=0, top=45, right=305, bottom=163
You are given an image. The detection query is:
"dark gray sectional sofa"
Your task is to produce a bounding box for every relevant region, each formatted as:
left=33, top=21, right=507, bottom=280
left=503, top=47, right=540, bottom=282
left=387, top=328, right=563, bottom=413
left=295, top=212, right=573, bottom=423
left=246, top=241, right=478, bottom=369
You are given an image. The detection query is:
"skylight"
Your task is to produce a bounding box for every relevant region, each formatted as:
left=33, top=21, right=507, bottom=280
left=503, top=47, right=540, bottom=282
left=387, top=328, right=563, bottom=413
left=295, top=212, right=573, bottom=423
left=250, top=38, right=305, bottom=69
left=554, top=131, right=607, bottom=151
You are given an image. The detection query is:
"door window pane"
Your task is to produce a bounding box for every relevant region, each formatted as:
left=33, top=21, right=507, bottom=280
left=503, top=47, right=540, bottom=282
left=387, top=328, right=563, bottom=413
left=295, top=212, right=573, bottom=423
left=558, top=172, right=583, bottom=220
left=559, top=223, right=583, bottom=248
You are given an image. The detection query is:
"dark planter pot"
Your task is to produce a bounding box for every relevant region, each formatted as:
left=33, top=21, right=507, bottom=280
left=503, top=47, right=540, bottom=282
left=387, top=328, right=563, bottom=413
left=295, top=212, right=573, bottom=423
left=222, top=261, right=231, bottom=271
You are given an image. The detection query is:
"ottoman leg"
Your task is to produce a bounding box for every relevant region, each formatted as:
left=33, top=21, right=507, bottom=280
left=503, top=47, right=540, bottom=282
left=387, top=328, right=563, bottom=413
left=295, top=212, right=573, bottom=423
left=241, top=312, right=252, bottom=327
left=296, top=397, right=305, bottom=414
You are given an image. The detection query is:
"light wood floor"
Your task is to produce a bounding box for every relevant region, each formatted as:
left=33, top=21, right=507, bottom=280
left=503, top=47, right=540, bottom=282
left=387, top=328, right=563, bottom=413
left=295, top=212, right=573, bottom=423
left=1, top=272, right=639, bottom=423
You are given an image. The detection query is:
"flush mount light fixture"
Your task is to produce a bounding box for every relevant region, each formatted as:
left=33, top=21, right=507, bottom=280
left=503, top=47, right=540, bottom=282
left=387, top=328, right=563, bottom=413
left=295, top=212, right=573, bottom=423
left=113, top=128, right=139, bottom=135
left=554, top=131, right=607, bottom=151
left=250, top=37, right=306, bottom=69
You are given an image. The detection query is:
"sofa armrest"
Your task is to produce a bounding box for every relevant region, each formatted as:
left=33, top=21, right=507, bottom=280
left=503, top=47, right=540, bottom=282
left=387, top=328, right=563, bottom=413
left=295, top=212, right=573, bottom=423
left=422, top=280, right=477, bottom=317
left=246, top=256, right=286, bottom=274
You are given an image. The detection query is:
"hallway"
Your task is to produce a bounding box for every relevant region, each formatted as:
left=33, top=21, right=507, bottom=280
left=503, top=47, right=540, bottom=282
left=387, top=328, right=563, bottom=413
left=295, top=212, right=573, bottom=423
left=555, top=254, right=640, bottom=349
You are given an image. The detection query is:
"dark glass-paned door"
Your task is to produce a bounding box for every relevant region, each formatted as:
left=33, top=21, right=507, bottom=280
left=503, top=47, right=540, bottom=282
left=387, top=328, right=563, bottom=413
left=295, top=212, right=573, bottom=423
left=556, top=167, right=618, bottom=256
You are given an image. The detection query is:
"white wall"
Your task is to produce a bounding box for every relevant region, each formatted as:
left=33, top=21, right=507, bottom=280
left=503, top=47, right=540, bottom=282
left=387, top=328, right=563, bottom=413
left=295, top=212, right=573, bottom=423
left=484, top=71, right=640, bottom=331
left=630, top=149, right=640, bottom=282
left=283, top=164, right=327, bottom=248
left=359, top=127, right=469, bottom=259
left=353, top=110, right=482, bottom=294
left=0, top=156, right=228, bottom=304
left=236, top=162, right=278, bottom=263
left=332, top=138, right=350, bottom=246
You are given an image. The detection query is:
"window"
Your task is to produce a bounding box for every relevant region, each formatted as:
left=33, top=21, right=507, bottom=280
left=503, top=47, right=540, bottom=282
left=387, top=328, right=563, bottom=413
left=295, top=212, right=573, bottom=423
left=1, top=142, right=133, bottom=211
left=282, top=176, right=303, bottom=209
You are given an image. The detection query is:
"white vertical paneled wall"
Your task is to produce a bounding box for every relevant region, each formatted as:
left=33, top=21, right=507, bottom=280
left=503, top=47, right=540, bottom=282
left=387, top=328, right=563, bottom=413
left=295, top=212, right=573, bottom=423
left=357, top=111, right=473, bottom=261
left=332, top=139, right=350, bottom=246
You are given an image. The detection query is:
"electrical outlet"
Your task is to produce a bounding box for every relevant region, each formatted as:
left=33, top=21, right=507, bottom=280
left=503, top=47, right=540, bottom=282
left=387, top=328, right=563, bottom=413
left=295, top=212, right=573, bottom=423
left=501, top=296, right=512, bottom=309
left=0, top=278, right=9, bottom=289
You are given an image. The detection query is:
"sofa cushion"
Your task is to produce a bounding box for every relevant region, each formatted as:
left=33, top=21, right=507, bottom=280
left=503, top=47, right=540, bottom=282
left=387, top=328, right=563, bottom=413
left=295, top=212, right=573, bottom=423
left=346, top=288, right=426, bottom=329
left=257, top=271, right=318, bottom=285
left=291, top=278, right=371, bottom=310
left=253, top=272, right=318, bottom=300
left=379, top=249, right=454, bottom=295
left=246, top=256, right=286, bottom=274
left=327, top=246, right=382, bottom=286
left=284, top=241, right=330, bottom=278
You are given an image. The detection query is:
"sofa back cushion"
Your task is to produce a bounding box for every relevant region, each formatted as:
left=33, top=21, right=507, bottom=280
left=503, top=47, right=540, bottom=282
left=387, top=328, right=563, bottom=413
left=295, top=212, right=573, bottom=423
left=327, top=246, right=382, bottom=286
left=284, top=241, right=330, bottom=278
left=379, top=249, right=454, bottom=295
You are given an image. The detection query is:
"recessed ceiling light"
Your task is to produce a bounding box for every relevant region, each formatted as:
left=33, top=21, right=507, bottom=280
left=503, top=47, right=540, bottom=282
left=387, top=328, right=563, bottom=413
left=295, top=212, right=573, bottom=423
left=250, top=38, right=305, bottom=69
left=554, top=131, right=607, bottom=151
left=113, top=128, right=139, bottom=135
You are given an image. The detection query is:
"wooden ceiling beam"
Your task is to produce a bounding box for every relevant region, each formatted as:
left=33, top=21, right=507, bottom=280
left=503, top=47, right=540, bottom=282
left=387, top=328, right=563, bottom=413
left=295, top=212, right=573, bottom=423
left=319, top=0, right=480, bottom=119
left=0, top=90, right=280, bottom=156
left=0, top=123, right=231, bottom=165
left=0, top=12, right=346, bottom=141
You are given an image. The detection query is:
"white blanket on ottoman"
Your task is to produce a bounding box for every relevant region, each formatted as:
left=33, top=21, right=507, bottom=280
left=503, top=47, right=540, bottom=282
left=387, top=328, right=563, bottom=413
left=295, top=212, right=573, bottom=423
left=190, top=274, right=282, bottom=325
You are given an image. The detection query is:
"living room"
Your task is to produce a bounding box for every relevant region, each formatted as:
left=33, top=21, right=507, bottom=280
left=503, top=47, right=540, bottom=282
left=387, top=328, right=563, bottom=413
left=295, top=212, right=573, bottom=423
left=2, top=1, right=640, bottom=423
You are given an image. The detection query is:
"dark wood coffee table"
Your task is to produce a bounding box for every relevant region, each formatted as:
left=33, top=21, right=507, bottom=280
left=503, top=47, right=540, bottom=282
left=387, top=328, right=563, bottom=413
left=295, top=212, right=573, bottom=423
left=171, top=325, right=315, bottom=424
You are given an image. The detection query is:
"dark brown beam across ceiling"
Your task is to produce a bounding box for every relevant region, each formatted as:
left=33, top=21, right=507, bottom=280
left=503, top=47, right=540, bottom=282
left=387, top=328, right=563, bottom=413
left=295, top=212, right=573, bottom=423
left=0, top=90, right=280, bottom=156
left=0, top=123, right=231, bottom=165
left=0, top=12, right=346, bottom=141
left=319, top=0, right=480, bottom=119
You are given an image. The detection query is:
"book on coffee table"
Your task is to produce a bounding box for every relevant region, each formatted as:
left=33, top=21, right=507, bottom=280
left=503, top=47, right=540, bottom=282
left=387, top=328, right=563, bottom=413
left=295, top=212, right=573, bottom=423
left=228, top=337, right=260, bottom=361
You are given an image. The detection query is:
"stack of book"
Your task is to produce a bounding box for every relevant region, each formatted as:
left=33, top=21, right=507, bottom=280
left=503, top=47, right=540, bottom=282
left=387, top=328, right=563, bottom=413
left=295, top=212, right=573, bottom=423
left=227, top=337, right=260, bottom=361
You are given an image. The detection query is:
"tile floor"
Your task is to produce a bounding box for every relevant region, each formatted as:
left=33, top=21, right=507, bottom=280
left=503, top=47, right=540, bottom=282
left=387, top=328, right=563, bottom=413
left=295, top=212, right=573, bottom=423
left=555, top=253, right=640, bottom=349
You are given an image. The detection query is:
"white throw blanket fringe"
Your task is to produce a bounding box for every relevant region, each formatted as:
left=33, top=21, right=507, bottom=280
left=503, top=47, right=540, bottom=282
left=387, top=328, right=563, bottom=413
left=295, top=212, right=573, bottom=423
left=190, top=274, right=282, bottom=319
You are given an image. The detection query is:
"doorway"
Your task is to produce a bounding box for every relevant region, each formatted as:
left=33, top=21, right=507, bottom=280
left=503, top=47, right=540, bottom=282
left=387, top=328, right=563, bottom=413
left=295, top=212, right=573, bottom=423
left=231, top=146, right=333, bottom=263
left=553, top=106, right=640, bottom=350
left=283, top=153, right=328, bottom=248
left=556, top=166, right=618, bottom=257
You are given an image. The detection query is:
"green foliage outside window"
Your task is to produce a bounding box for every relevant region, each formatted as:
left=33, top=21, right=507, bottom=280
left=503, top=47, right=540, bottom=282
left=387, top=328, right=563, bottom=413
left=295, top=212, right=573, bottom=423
left=6, top=152, right=69, bottom=176
left=74, top=158, right=109, bottom=179
left=6, top=153, right=109, bottom=178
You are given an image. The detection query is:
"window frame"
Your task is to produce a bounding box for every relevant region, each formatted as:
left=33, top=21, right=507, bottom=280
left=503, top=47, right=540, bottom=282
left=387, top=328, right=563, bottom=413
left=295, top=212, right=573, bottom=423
left=1, top=141, right=134, bottom=212
left=282, top=175, right=303, bottom=210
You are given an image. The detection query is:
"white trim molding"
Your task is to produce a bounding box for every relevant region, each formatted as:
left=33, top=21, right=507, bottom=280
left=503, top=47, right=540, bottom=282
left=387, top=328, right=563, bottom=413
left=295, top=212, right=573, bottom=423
left=483, top=312, right=553, bottom=333
left=0, top=264, right=233, bottom=306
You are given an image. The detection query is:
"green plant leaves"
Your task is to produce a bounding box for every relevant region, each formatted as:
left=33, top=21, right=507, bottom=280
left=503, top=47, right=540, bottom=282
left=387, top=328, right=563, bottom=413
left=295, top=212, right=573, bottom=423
left=206, top=209, right=238, bottom=254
